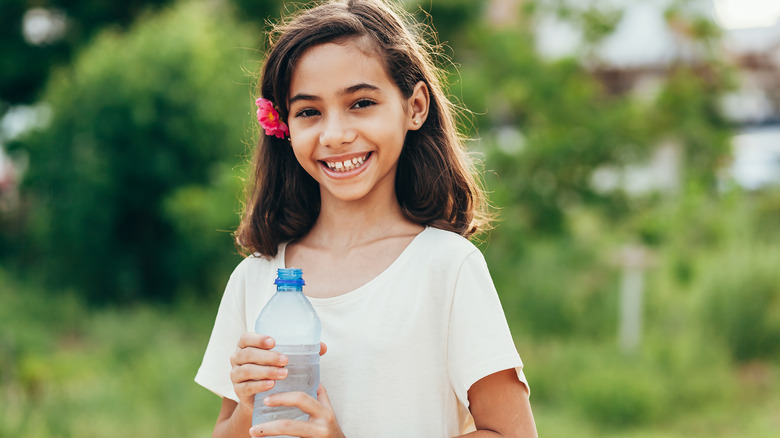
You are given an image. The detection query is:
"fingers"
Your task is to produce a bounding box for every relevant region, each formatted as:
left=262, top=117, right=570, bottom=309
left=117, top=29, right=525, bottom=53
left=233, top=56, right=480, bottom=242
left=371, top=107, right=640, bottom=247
left=231, top=363, right=288, bottom=383
left=316, top=384, right=333, bottom=410
left=250, top=393, right=316, bottom=438
left=231, top=332, right=288, bottom=369
left=251, top=419, right=312, bottom=437
left=250, top=386, right=344, bottom=438
left=262, top=391, right=321, bottom=415
left=238, top=332, right=275, bottom=350
left=319, top=342, right=327, bottom=356
left=248, top=393, right=327, bottom=438
left=230, top=347, right=288, bottom=368
left=230, top=332, right=289, bottom=405
left=239, top=379, right=276, bottom=396
left=230, top=365, right=285, bottom=405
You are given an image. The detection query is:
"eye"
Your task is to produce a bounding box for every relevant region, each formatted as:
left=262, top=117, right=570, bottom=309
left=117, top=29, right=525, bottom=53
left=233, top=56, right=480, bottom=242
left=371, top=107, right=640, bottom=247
left=352, top=99, right=376, bottom=109
left=295, top=108, right=320, bottom=118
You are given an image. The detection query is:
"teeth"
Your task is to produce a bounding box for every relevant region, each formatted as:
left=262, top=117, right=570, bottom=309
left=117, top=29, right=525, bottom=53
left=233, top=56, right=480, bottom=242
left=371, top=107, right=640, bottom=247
left=325, top=154, right=368, bottom=172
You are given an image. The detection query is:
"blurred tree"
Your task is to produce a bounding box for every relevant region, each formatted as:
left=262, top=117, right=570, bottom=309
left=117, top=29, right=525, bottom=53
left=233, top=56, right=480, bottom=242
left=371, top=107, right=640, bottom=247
left=452, top=0, right=732, bottom=238
left=441, top=0, right=736, bottom=341
left=231, top=0, right=285, bottom=23
left=0, top=0, right=170, bottom=106
left=0, top=0, right=285, bottom=112
left=458, top=22, right=651, bottom=236
left=411, top=0, right=486, bottom=49
left=652, top=66, right=733, bottom=189
left=8, top=0, right=257, bottom=303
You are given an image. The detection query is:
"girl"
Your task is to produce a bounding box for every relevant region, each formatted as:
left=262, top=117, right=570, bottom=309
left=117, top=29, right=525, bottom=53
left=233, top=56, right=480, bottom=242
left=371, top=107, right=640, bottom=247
left=195, top=0, right=537, bottom=437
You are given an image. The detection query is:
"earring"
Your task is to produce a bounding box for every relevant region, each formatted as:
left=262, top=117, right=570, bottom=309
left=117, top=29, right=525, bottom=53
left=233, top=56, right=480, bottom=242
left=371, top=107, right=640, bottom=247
left=413, top=120, right=419, bottom=125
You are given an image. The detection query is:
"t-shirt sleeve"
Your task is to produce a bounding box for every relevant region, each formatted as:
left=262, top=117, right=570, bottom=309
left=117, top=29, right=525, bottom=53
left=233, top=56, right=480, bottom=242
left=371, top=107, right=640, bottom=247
left=447, top=250, right=528, bottom=409
left=194, top=265, right=247, bottom=402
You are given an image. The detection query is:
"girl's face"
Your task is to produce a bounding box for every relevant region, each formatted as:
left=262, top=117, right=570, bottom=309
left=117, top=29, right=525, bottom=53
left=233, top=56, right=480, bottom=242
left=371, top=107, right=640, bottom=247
left=287, top=40, right=427, bottom=205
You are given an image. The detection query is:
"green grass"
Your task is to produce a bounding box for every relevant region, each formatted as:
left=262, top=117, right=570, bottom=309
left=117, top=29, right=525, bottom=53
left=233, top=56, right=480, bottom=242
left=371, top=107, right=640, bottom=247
left=0, top=269, right=219, bottom=438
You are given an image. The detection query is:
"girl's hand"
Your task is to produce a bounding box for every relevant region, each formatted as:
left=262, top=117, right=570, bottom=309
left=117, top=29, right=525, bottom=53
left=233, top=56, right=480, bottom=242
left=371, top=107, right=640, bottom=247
left=249, top=384, right=345, bottom=438
left=229, top=333, right=289, bottom=409
left=229, top=332, right=328, bottom=409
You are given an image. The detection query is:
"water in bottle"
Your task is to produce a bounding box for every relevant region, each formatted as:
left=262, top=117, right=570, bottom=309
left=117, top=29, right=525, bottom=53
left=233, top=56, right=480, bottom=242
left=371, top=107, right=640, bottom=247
left=253, top=268, right=321, bottom=432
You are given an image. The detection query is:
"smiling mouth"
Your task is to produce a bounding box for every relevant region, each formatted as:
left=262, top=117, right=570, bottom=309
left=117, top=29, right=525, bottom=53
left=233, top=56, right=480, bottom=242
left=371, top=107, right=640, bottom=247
left=322, top=152, right=371, bottom=172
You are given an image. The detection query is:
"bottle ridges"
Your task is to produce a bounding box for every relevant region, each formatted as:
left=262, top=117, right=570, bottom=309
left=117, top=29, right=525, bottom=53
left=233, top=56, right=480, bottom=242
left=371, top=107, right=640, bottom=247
left=252, top=344, right=320, bottom=428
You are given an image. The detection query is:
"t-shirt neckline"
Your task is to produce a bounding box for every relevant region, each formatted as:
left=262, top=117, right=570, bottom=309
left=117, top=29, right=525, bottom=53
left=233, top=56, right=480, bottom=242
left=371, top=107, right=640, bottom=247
left=277, top=226, right=430, bottom=305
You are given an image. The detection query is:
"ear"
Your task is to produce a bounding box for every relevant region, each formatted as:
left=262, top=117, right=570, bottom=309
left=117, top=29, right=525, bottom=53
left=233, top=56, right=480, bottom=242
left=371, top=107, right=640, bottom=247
left=406, top=81, right=430, bottom=131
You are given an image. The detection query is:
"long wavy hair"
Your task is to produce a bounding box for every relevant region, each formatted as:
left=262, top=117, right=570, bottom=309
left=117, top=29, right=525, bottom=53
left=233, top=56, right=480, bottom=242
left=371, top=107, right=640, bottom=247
left=235, top=0, right=490, bottom=257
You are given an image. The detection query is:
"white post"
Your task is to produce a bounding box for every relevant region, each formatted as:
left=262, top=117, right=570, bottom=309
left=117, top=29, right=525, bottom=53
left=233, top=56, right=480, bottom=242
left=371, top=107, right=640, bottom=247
left=616, top=244, right=652, bottom=354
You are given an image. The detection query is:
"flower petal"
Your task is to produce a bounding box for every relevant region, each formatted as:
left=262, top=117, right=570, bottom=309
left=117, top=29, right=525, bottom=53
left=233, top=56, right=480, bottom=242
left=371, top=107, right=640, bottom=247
left=255, top=97, right=288, bottom=139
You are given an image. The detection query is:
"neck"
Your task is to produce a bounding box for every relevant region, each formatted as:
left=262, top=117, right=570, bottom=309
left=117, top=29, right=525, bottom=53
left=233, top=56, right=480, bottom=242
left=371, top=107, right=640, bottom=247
left=306, top=185, right=420, bottom=251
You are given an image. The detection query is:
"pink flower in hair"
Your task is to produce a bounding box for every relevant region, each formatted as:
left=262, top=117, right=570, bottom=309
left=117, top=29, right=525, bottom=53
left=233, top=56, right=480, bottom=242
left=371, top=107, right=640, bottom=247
left=256, top=97, right=289, bottom=139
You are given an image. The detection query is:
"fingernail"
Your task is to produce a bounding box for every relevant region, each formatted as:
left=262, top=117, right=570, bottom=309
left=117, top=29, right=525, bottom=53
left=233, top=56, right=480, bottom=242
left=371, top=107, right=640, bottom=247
left=264, top=338, right=274, bottom=347
left=264, top=396, right=272, bottom=405
left=278, top=368, right=288, bottom=378
left=278, top=354, right=288, bottom=365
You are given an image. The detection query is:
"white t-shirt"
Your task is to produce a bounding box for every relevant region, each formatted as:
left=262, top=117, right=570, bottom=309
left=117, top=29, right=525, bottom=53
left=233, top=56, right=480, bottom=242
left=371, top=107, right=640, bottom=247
left=195, top=227, right=527, bottom=437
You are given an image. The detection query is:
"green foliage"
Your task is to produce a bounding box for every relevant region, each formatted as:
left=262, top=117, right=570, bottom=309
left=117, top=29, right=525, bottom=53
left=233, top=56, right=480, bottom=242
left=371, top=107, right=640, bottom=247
left=0, top=268, right=217, bottom=438
left=0, top=0, right=287, bottom=107
left=570, top=355, right=669, bottom=427
left=542, top=0, right=624, bottom=46
left=457, top=22, right=656, bottom=234
left=487, top=233, right=618, bottom=339
left=653, top=67, right=734, bottom=187
left=486, top=187, right=779, bottom=433
left=754, top=189, right=780, bottom=237
left=580, top=7, right=622, bottom=45
left=0, top=0, right=172, bottom=106
left=445, top=0, right=735, bottom=239
left=698, top=246, right=780, bottom=362
left=412, top=0, right=486, bottom=48
left=162, top=163, right=247, bottom=299
left=9, top=1, right=255, bottom=302
left=230, top=0, right=285, bottom=25
left=524, top=335, right=734, bottom=431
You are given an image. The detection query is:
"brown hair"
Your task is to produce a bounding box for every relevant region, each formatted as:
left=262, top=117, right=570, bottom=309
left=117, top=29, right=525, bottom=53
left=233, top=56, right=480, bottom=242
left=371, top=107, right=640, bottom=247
left=236, top=0, right=489, bottom=257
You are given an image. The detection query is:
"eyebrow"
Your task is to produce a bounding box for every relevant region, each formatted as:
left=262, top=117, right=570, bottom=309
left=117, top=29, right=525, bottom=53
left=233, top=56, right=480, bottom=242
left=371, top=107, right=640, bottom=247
left=289, top=83, right=381, bottom=106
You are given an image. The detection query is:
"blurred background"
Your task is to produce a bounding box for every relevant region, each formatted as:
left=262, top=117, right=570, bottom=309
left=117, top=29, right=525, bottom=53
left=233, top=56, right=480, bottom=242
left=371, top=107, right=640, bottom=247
left=1, top=0, right=779, bottom=436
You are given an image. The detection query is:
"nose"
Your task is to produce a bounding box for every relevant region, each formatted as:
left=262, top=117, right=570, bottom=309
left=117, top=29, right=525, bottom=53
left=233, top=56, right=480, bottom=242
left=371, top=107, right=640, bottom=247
left=319, top=113, right=356, bottom=148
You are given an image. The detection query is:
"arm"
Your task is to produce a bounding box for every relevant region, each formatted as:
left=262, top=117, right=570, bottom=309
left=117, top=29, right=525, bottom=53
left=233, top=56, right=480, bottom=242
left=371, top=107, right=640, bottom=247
left=213, top=398, right=251, bottom=438
left=457, top=369, right=538, bottom=438
left=446, top=251, right=536, bottom=437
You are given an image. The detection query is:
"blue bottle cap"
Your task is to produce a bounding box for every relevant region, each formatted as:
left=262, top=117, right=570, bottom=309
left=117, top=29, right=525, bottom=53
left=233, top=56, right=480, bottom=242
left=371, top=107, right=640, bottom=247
left=275, top=268, right=305, bottom=286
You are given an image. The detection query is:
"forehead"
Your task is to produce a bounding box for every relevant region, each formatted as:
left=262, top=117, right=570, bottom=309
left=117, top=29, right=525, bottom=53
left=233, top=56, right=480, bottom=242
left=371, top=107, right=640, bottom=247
left=289, top=40, right=398, bottom=97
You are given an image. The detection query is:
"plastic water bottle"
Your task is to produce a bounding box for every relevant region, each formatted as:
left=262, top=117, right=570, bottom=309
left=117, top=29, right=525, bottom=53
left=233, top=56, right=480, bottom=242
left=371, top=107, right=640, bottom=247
left=252, top=268, right=321, bottom=432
